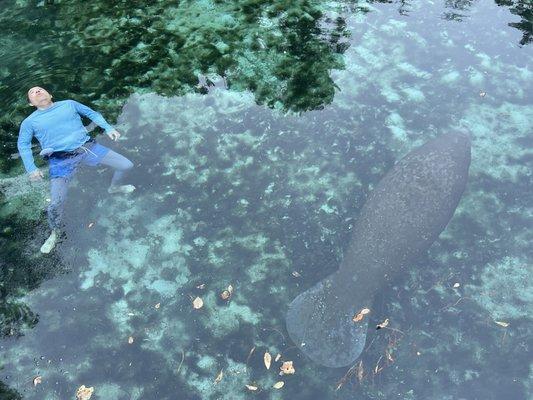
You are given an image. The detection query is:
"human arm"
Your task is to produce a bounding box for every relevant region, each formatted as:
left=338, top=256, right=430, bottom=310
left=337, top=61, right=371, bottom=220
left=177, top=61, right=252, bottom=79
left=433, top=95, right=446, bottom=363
left=71, top=100, right=118, bottom=139
left=17, top=120, right=39, bottom=175
left=84, top=120, right=120, bottom=140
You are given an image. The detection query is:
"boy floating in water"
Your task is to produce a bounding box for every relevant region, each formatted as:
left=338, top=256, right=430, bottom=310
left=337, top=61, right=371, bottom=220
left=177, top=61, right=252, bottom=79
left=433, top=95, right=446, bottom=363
left=17, top=87, right=135, bottom=254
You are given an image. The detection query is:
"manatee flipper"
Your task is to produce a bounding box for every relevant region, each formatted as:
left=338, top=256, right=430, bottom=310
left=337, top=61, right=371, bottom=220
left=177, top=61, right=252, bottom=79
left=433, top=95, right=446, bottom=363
left=286, top=277, right=368, bottom=368
left=286, top=133, right=471, bottom=367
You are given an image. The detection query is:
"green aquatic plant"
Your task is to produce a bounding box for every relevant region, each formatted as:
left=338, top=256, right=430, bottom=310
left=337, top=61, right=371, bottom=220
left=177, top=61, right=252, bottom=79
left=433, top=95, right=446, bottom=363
left=0, top=380, right=21, bottom=400
left=495, top=0, right=533, bottom=45
left=0, top=0, right=531, bottom=399
left=1, top=0, right=530, bottom=173
left=0, top=214, right=58, bottom=338
left=0, top=0, right=352, bottom=172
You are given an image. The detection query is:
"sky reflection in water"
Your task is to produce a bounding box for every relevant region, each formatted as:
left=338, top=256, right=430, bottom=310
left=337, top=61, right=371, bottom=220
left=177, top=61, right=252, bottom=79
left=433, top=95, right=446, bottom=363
left=0, top=1, right=532, bottom=399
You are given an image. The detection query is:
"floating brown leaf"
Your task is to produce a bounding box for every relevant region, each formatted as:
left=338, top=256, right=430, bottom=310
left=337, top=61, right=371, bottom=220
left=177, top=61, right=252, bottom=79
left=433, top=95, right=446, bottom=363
left=246, top=346, right=256, bottom=364
left=220, top=285, right=234, bottom=300
left=33, top=376, right=42, bottom=386
left=273, top=381, right=284, bottom=389
left=264, top=352, right=272, bottom=370
left=374, top=356, right=383, bottom=374
left=495, top=321, right=509, bottom=327
left=220, top=290, right=231, bottom=300
left=192, top=297, right=204, bottom=309
left=245, top=384, right=258, bottom=391
left=376, top=318, right=389, bottom=330
left=356, top=360, right=364, bottom=382
left=353, top=308, right=371, bottom=322
left=279, top=361, right=295, bottom=375
left=214, top=370, right=223, bottom=384
left=128, top=336, right=134, bottom=344
left=76, top=385, right=94, bottom=400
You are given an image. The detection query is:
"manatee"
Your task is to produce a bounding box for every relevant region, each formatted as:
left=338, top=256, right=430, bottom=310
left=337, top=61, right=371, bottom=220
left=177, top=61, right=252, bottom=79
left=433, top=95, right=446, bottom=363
left=286, top=133, right=471, bottom=367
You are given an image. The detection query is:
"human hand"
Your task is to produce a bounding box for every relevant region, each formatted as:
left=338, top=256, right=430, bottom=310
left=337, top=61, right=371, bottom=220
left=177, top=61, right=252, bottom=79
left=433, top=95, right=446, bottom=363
left=107, top=130, right=121, bottom=141
left=29, top=169, right=44, bottom=181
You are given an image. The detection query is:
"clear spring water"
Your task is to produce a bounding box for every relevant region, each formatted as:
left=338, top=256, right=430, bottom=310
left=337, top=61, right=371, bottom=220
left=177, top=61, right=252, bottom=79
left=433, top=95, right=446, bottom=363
left=0, top=1, right=531, bottom=399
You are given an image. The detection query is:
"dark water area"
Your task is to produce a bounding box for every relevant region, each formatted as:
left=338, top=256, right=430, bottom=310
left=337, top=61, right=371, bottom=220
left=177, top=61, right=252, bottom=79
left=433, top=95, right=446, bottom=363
left=0, top=1, right=532, bottom=399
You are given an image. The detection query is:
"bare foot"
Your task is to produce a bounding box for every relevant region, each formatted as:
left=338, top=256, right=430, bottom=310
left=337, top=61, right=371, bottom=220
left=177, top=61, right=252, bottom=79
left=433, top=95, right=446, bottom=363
left=108, top=184, right=136, bottom=194
left=40, top=230, right=59, bottom=254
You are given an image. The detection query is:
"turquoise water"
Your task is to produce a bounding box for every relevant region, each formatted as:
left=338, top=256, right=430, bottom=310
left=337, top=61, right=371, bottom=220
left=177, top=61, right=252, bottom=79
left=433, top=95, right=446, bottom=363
left=0, top=1, right=532, bottom=399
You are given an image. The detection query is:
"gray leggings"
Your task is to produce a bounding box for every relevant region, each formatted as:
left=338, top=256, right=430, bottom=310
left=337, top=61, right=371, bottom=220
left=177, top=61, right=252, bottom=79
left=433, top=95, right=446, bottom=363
left=48, top=149, right=133, bottom=230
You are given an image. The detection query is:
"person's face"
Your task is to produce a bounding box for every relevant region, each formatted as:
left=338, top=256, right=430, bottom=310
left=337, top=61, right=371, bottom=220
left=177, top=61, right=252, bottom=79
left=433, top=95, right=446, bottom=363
left=27, top=87, right=52, bottom=107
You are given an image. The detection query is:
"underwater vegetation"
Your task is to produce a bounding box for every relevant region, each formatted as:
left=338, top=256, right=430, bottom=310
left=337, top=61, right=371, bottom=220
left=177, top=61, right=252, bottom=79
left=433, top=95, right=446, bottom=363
left=0, top=0, right=532, bottom=170
left=0, top=0, right=531, bottom=399
left=493, top=0, right=533, bottom=45
left=0, top=0, right=352, bottom=173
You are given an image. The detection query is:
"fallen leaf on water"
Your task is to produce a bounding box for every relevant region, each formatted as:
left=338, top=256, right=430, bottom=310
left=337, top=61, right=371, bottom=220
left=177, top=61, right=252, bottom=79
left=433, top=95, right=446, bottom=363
left=275, top=353, right=281, bottom=362
left=76, top=385, right=94, bottom=400
left=376, top=318, right=389, bottom=330
left=374, top=356, right=383, bottom=374
left=220, top=290, right=230, bottom=300
left=264, top=352, right=272, bottom=370
left=214, top=370, right=223, bottom=384
left=128, top=336, right=134, bottom=344
left=245, top=384, right=258, bottom=391
left=246, top=346, right=256, bottom=363
left=273, top=381, right=284, bottom=389
left=220, top=285, right=234, bottom=300
left=356, top=360, right=364, bottom=382
left=495, top=321, right=509, bottom=327
left=353, top=308, right=371, bottom=322
left=154, top=303, right=161, bottom=309
left=33, top=376, right=42, bottom=386
left=279, top=361, right=295, bottom=375
left=192, top=297, right=204, bottom=309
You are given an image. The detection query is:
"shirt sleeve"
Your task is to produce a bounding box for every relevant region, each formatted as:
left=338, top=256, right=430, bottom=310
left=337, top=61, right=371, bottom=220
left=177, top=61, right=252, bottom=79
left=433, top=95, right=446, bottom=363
left=17, top=119, right=37, bottom=173
left=71, top=100, right=115, bottom=133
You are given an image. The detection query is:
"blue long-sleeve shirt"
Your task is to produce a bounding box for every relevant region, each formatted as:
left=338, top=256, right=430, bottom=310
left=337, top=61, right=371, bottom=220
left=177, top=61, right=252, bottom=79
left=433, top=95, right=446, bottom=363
left=17, top=100, right=115, bottom=173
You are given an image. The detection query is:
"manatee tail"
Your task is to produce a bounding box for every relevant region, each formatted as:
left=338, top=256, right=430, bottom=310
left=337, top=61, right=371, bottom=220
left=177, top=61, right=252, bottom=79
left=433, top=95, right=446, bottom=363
left=285, top=278, right=368, bottom=368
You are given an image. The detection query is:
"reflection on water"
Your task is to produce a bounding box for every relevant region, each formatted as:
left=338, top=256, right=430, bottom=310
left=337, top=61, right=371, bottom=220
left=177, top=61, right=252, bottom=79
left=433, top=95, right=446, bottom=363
left=0, top=0, right=532, bottom=399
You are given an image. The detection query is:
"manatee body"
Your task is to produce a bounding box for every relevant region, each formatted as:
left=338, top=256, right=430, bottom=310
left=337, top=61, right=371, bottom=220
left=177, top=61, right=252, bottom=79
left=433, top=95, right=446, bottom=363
left=286, top=133, right=471, bottom=367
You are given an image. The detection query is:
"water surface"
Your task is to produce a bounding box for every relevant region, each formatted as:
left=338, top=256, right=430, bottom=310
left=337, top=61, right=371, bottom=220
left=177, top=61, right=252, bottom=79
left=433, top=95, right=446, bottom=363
left=0, top=1, right=531, bottom=399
